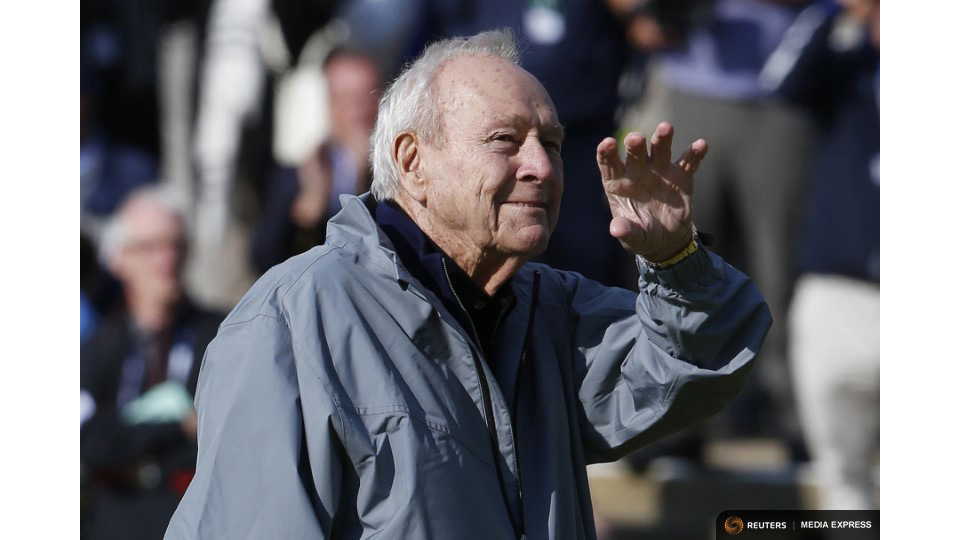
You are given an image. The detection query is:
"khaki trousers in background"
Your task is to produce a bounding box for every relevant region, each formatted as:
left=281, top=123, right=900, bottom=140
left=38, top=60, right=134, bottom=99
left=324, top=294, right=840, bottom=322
left=789, top=274, right=880, bottom=509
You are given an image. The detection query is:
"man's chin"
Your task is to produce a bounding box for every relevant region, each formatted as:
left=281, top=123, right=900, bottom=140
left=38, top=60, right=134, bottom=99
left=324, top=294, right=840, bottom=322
left=502, top=228, right=551, bottom=258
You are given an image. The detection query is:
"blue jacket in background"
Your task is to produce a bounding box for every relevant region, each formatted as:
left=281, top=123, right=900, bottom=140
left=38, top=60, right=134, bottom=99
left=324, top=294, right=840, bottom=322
left=772, top=7, right=880, bottom=283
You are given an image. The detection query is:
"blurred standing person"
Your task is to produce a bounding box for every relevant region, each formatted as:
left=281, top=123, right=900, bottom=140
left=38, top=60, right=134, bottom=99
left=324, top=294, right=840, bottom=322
left=774, top=0, right=879, bottom=509
left=81, top=188, right=224, bottom=540
left=251, top=48, right=381, bottom=273
left=188, top=0, right=340, bottom=309
left=621, top=0, right=817, bottom=447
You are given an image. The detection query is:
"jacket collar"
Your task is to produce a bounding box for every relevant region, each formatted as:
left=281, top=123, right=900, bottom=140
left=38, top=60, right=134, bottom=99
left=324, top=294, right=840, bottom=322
left=327, top=193, right=518, bottom=301
left=325, top=193, right=535, bottom=324
left=372, top=198, right=461, bottom=308
left=325, top=193, right=540, bottom=411
left=323, top=194, right=479, bottom=341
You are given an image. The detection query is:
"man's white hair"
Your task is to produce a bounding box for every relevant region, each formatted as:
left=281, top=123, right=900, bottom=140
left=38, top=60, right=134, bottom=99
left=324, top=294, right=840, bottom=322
left=98, top=185, right=189, bottom=267
left=369, top=29, right=520, bottom=201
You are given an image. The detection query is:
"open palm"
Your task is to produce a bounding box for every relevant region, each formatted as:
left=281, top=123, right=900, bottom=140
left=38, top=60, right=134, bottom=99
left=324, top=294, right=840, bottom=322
left=596, top=122, right=708, bottom=263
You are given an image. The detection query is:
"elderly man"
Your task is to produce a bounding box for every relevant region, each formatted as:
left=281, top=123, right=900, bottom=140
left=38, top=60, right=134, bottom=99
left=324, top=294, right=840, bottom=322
left=166, top=30, right=770, bottom=539
left=81, top=187, right=224, bottom=539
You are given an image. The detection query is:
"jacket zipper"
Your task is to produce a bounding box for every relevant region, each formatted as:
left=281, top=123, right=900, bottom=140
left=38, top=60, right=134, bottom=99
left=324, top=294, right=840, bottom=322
left=442, top=259, right=524, bottom=538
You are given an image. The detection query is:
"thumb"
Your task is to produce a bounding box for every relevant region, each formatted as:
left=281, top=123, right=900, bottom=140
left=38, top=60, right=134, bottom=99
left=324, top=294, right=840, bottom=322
left=610, top=216, right=646, bottom=250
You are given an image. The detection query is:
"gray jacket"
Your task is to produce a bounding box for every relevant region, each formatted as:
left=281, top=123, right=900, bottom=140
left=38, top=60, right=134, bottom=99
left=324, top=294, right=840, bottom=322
left=166, top=194, right=771, bottom=539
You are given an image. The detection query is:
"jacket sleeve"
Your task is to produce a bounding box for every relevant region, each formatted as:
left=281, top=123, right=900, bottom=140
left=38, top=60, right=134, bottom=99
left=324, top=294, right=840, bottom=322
left=565, top=245, right=772, bottom=463
left=165, top=314, right=345, bottom=539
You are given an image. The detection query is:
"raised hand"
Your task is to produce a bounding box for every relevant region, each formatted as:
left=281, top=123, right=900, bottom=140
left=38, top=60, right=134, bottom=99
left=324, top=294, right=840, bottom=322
left=596, top=122, right=708, bottom=263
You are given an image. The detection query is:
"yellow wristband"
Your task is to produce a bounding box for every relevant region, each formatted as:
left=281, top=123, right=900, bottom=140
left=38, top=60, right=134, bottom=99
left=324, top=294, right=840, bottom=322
left=644, top=230, right=699, bottom=269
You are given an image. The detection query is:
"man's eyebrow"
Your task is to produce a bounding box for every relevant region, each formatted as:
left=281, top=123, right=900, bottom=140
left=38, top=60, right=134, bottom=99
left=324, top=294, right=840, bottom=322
left=485, top=113, right=565, bottom=140
left=485, top=113, right=525, bottom=128
left=544, top=122, right=565, bottom=141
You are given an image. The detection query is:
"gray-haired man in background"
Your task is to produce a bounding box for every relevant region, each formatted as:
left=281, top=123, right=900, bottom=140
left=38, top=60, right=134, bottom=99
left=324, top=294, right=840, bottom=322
left=166, top=30, right=771, bottom=539
left=82, top=188, right=224, bottom=539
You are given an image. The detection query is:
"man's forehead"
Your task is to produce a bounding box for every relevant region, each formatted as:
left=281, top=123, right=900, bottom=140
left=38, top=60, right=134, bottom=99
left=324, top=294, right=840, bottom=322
left=124, top=202, right=183, bottom=235
left=439, top=55, right=546, bottom=93
left=436, top=56, right=559, bottom=121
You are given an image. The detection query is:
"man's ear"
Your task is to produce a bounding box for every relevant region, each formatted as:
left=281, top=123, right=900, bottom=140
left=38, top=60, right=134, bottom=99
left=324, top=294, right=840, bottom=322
left=393, top=132, right=427, bottom=203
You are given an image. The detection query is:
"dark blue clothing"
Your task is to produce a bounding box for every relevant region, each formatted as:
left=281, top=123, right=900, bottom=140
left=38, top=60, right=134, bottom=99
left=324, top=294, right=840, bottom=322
left=412, top=0, right=627, bottom=125
left=660, top=0, right=805, bottom=100
left=251, top=143, right=365, bottom=274
left=81, top=293, right=99, bottom=344
left=81, top=301, right=225, bottom=540
left=250, top=166, right=322, bottom=274
left=81, top=135, right=158, bottom=219
left=774, top=9, right=879, bottom=283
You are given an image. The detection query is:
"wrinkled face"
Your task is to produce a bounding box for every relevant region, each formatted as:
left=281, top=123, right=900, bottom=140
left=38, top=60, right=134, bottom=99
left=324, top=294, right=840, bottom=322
left=113, top=200, right=185, bottom=302
left=419, top=55, right=564, bottom=259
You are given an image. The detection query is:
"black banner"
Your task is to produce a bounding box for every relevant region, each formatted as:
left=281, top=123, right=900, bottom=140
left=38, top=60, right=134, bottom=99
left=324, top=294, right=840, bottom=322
left=716, top=510, right=879, bottom=539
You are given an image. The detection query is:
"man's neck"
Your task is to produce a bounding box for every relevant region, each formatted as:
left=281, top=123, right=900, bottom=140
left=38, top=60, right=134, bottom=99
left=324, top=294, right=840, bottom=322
left=125, top=291, right=181, bottom=335
left=394, top=197, right=525, bottom=296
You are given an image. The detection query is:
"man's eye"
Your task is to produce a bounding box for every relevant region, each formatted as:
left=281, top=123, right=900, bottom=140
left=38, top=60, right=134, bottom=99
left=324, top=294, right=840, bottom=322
left=493, top=134, right=515, bottom=143
left=544, top=140, right=562, bottom=153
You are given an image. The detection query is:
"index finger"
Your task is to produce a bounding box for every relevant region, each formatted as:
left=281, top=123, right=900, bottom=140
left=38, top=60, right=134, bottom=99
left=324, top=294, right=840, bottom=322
left=596, top=136, right=624, bottom=181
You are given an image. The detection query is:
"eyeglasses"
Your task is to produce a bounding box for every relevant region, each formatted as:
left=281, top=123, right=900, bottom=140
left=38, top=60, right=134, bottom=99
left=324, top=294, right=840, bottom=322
left=123, top=237, right=186, bottom=255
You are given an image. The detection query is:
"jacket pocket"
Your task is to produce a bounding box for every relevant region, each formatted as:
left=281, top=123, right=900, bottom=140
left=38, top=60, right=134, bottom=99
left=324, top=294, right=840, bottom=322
left=352, top=404, right=493, bottom=467
left=343, top=406, right=495, bottom=500
left=341, top=406, right=501, bottom=533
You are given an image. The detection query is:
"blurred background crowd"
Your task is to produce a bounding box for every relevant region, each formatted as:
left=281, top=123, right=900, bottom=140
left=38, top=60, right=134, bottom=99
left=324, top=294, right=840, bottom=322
left=80, top=0, right=879, bottom=538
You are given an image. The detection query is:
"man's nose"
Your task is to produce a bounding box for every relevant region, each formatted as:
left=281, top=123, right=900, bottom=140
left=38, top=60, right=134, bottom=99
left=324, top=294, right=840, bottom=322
left=517, top=139, right=555, bottom=183
left=147, top=238, right=185, bottom=270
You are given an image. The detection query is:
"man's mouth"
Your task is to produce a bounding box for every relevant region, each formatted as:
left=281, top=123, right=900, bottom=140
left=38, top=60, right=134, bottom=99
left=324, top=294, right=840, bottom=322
left=503, top=201, right=547, bottom=208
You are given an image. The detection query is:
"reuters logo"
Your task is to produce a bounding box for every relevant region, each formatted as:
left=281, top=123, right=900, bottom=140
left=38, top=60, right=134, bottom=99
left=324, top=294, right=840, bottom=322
left=724, top=516, right=745, bottom=535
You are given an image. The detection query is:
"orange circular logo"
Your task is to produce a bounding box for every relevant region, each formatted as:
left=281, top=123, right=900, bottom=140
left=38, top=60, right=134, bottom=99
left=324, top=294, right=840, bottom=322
left=724, top=516, right=745, bottom=535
